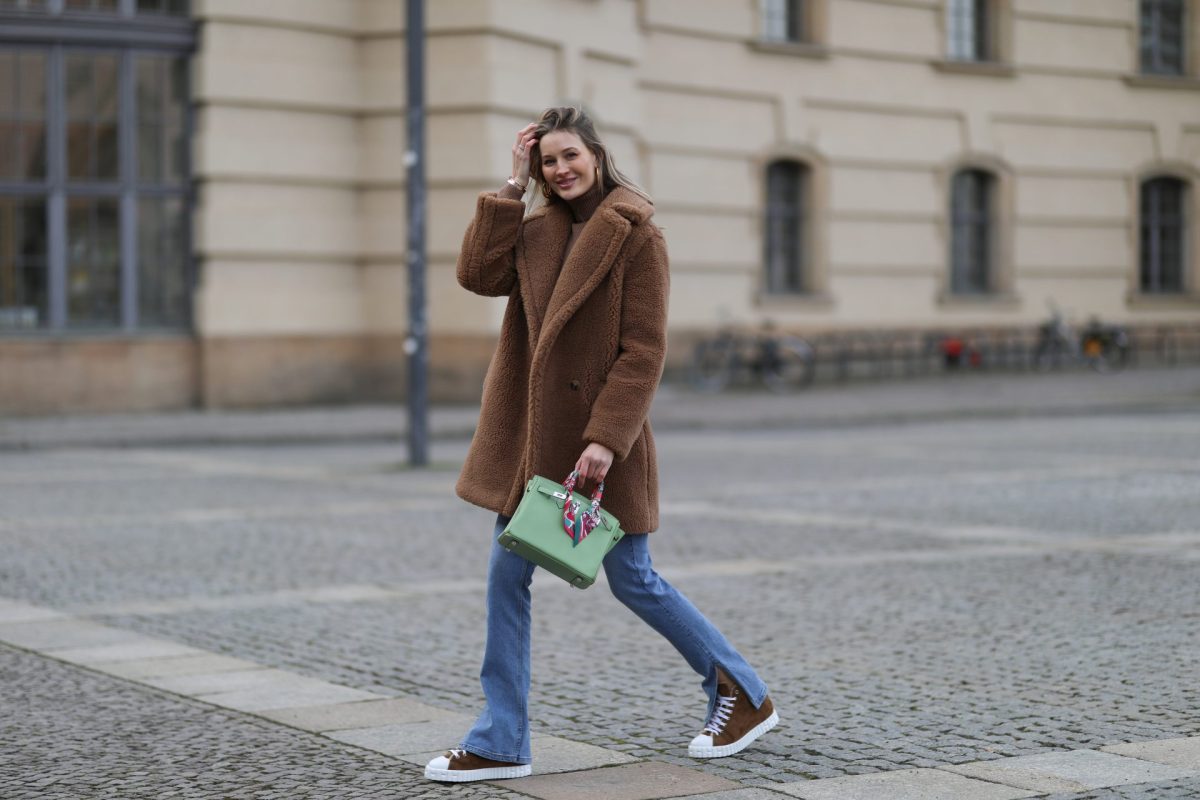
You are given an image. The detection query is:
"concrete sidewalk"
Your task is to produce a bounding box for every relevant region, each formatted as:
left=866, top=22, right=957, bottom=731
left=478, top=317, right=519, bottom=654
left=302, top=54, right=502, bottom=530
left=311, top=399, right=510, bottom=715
left=2, top=366, right=1198, bottom=451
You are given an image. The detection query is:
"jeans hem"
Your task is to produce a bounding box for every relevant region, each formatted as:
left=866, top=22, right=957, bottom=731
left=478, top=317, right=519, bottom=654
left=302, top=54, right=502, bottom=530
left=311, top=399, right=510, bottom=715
left=459, top=742, right=532, bottom=766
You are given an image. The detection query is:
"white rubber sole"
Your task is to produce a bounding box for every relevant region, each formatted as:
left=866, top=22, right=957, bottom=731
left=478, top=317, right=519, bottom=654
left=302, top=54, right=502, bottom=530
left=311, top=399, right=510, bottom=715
left=424, top=762, right=532, bottom=783
left=688, top=709, right=780, bottom=758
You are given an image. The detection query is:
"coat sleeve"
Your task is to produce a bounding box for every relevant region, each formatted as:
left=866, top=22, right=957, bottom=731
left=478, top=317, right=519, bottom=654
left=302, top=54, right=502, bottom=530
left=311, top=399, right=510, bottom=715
left=456, top=191, right=527, bottom=297
left=583, top=229, right=669, bottom=461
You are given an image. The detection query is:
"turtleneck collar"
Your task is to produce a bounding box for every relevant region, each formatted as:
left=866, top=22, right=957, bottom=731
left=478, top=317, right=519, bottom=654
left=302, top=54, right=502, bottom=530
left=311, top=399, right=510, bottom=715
left=566, top=180, right=605, bottom=223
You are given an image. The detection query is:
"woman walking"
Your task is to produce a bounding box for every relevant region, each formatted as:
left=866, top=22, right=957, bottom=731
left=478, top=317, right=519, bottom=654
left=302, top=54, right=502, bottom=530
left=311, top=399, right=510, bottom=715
left=425, top=106, right=778, bottom=783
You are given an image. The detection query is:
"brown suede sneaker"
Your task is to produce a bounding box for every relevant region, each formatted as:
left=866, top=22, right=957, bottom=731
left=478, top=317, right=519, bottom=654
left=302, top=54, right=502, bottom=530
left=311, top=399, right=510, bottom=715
left=688, top=670, right=779, bottom=758
left=424, top=748, right=532, bottom=782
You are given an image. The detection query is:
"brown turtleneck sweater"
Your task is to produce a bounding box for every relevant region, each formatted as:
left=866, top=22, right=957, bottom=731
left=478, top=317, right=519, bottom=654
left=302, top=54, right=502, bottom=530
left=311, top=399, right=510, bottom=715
left=498, top=178, right=604, bottom=261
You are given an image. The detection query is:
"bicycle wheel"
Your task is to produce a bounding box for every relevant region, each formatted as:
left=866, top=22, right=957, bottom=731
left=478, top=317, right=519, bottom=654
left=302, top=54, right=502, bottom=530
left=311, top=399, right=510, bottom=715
left=1033, top=339, right=1064, bottom=372
left=762, top=336, right=817, bottom=393
left=1086, top=337, right=1128, bottom=374
left=689, top=336, right=737, bottom=392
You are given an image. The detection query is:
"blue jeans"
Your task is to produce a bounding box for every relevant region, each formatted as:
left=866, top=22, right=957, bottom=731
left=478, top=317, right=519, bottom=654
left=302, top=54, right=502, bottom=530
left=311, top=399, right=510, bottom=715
left=460, top=514, right=768, bottom=764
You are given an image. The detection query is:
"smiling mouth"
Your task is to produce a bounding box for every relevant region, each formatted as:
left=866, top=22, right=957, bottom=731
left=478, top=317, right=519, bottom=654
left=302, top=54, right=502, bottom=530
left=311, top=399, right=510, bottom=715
left=556, top=178, right=576, bottom=189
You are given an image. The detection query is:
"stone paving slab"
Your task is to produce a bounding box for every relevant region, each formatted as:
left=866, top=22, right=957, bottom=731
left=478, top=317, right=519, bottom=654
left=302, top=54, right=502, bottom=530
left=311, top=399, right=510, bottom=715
left=0, top=600, right=68, bottom=624
left=143, top=667, right=294, bottom=695
left=0, top=618, right=144, bottom=650
left=326, top=716, right=478, bottom=756
left=498, top=761, right=742, bottom=800
left=91, top=652, right=261, bottom=680
left=672, top=790, right=795, bottom=800
left=403, top=735, right=640, bottom=774
left=195, top=681, right=382, bottom=712
left=941, top=750, right=1199, bottom=793
left=774, top=768, right=1037, bottom=800
left=46, top=638, right=206, bottom=664
left=258, top=697, right=463, bottom=732
left=1102, top=737, right=1200, bottom=770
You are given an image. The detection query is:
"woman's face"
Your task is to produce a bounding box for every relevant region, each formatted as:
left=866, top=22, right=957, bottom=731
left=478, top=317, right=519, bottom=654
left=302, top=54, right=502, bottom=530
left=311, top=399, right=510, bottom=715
left=538, top=130, right=598, bottom=202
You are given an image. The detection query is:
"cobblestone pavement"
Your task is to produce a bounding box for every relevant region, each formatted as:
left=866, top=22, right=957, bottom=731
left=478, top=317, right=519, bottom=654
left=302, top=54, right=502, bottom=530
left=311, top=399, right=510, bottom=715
left=1, top=410, right=1199, bottom=797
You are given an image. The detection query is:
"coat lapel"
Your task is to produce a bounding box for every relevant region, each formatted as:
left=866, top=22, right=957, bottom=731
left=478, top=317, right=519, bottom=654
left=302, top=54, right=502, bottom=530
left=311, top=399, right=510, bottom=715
left=535, top=188, right=648, bottom=360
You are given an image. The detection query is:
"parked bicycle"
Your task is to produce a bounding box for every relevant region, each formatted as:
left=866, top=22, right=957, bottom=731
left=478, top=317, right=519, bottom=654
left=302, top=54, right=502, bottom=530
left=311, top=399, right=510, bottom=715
left=1033, top=304, right=1130, bottom=374
left=689, top=323, right=817, bottom=393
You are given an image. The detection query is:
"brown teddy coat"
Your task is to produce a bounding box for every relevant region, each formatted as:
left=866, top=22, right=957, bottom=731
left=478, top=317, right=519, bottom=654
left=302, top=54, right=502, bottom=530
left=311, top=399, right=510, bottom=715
left=455, top=185, right=669, bottom=534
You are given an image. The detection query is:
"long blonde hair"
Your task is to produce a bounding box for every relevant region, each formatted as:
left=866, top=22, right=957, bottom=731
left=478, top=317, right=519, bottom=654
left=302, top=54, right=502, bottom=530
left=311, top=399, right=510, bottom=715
left=527, top=106, right=651, bottom=210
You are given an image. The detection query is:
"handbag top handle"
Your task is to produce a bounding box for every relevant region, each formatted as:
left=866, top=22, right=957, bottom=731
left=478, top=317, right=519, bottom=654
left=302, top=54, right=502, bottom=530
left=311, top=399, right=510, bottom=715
left=561, top=470, right=604, bottom=546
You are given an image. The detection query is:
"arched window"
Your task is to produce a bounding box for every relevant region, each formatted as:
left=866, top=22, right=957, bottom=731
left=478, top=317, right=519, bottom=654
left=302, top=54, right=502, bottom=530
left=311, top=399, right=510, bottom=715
left=762, top=0, right=807, bottom=44
left=1140, top=177, right=1188, bottom=293
left=764, top=159, right=808, bottom=295
left=946, top=0, right=993, bottom=61
left=1140, top=0, right=1186, bottom=76
left=949, top=169, right=994, bottom=294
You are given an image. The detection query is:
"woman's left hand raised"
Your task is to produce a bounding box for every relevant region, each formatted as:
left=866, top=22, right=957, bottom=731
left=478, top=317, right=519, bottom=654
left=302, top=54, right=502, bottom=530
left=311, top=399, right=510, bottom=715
left=575, top=443, right=614, bottom=487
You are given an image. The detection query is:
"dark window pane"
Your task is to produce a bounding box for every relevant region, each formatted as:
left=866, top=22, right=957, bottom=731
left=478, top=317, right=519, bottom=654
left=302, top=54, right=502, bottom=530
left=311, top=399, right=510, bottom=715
left=19, top=52, right=45, bottom=118
left=765, top=160, right=806, bottom=294
left=21, top=121, right=45, bottom=179
left=136, top=54, right=187, bottom=185
left=948, top=0, right=991, bottom=61
left=0, top=195, right=48, bottom=329
left=138, top=0, right=190, bottom=14
left=67, top=196, right=121, bottom=326
left=950, top=170, right=993, bottom=294
left=138, top=195, right=187, bottom=326
left=66, top=53, right=120, bottom=182
left=0, top=53, right=15, bottom=114
left=763, top=0, right=804, bottom=43
left=1140, top=177, right=1187, bottom=293
left=1140, top=0, right=1186, bottom=75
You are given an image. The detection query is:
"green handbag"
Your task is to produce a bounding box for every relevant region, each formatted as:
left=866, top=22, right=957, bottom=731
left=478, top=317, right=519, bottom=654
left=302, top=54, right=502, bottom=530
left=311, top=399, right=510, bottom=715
left=498, top=471, right=625, bottom=589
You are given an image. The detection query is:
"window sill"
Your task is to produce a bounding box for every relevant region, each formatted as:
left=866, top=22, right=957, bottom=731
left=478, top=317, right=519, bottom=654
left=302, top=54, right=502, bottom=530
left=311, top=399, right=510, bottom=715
left=931, top=59, right=1016, bottom=78
left=936, top=291, right=1021, bottom=308
left=1122, top=73, right=1200, bottom=91
left=748, top=40, right=830, bottom=60
left=756, top=291, right=835, bottom=309
left=1126, top=291, right=1200, bottom=309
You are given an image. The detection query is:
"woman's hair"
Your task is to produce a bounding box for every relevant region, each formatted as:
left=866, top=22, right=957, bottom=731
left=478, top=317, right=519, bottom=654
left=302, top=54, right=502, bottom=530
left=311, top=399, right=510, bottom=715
left=527, top=106, right=651, bottom=208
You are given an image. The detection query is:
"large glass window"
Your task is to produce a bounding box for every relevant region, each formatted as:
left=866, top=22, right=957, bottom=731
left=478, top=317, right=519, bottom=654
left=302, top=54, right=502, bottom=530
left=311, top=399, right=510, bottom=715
left=949, top=169, right=993, bottom=294
left=0, top=3, right=193, bottom=333
left=947, top=0, right=992, bottom=61
left=764, top=160, right=808, bottom=295
left=1140, top=0, right=1186, bottom=76
left=1140, top=177, right=1188, bottom=293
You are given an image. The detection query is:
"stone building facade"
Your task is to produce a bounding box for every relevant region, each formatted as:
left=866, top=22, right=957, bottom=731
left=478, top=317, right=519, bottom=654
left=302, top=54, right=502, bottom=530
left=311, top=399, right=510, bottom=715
left=1, top=0, right=1197, bottom=412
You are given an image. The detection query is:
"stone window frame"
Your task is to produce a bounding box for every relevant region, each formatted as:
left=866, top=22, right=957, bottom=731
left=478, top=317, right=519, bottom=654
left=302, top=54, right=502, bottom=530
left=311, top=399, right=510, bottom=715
left=936, top=155, right=1016, bottom=306
left=1126, top=0, right=1200, bottom=90
left=749, top=0, right=830, bottom=59
left=933, top=0, right=1015, bottom=78
left=753, top=146, right=830, bottom=307
left=1129, top=164, right=1198, bottom=306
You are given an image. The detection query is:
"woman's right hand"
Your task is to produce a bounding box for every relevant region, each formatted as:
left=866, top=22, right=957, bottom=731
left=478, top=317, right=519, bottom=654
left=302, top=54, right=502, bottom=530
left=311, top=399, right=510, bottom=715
left=511, top=123, right=538, bottom=186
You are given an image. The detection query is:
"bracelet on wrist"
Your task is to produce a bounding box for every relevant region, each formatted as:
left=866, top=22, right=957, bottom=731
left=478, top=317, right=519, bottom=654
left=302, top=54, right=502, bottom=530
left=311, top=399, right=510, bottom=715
left=506, top=177, right=527, bottom=192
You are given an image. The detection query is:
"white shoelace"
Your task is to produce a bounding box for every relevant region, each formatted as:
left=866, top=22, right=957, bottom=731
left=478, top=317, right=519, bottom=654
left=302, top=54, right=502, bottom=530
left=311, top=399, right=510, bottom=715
left=447, top=748, right=466, bottom=760
left=703, top=693, right=738, bottom=736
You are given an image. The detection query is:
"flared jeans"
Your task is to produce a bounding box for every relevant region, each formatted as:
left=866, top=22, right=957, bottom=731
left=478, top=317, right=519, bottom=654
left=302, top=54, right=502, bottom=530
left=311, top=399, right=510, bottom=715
left=460, top=514, right=769, bottom=764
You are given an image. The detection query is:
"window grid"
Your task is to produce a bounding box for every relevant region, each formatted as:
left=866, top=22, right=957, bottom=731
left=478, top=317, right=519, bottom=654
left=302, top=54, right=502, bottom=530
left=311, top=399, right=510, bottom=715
left=950, top=169, right=993, bottom=294
left=765, top=160, right=807, bottom=295
left=1140, top=177, right=1187, bottom=293
left=0, top=10, right=193, bottom=334
left=1140, top=0, right=1186, bottom=75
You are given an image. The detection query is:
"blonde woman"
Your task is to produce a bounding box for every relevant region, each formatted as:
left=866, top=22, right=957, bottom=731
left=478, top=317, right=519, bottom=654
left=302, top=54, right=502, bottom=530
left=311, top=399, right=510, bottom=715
left=425, top=107, right=778, bottom=783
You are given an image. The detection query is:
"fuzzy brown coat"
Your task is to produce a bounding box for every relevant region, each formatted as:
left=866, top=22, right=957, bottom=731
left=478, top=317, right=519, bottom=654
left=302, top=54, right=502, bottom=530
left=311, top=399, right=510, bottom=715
left=455, top=186, right=669, bottom=534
